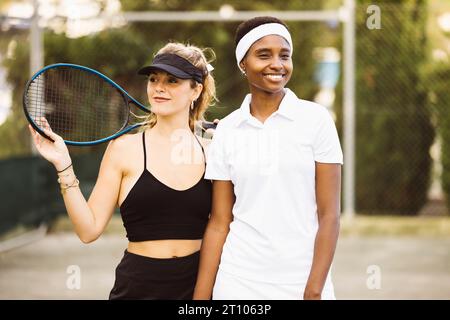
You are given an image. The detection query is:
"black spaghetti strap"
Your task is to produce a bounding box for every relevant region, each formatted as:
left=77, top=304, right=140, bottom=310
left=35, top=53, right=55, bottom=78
left=193, top=134, right=206, bottom=164
left=142, top=131, right=147, bottom=170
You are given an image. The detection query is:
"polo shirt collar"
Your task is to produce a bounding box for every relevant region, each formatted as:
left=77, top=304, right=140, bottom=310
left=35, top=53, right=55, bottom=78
left=235, top=88, right=298, bottom=127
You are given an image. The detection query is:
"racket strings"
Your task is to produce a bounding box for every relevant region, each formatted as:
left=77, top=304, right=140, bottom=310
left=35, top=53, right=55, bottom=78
left=25, top=67, right=129, bottom=142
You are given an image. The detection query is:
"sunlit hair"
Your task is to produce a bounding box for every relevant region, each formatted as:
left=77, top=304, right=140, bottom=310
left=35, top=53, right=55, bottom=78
left=141, top=42, right=217, bottom=132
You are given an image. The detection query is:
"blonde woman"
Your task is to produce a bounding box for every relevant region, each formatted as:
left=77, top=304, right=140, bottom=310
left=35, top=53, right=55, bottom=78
left=28, top=43, right=217, bottom=300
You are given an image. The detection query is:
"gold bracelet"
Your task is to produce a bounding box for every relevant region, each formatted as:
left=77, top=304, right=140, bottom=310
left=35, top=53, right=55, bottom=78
left=57, top=174, right=76, bottom=186
left=59, top=176, right=78, bottom=188
left=59, top=176, right=80, bottom=195
left=60, top=179, right=79, bottom=195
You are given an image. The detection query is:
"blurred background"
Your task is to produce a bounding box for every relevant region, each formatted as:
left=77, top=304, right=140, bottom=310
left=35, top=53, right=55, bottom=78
left=0, top=0, right=449, bottom=299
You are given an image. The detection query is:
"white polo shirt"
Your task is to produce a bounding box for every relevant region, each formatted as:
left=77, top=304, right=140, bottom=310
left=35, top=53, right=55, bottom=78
left=205, top=88, right=343, bottom=284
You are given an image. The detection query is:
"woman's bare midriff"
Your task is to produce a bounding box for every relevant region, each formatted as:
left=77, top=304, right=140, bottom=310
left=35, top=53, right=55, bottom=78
left=127, top=239, right=202, bottom=258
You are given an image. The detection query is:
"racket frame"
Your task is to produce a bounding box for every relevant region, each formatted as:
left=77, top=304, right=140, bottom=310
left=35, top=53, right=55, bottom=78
left=23, top=63, right=151, bottom=146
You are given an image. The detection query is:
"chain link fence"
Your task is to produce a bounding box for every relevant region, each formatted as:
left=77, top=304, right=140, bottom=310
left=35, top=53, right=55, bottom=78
left=354, top=1, right=448, bottom=216
left=355, top=2, right=434, bottom=215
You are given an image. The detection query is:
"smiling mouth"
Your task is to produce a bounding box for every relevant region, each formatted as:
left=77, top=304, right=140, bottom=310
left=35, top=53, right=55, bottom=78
left=263, top=74, right=285, bottom=80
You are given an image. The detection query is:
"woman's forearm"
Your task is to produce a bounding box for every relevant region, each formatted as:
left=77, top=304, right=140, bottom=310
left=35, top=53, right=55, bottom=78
left=193, top=222, right=230, bottom=300
left=58, top=167, right=99, bottom=243
left=304, top=214, right=340, bottom=299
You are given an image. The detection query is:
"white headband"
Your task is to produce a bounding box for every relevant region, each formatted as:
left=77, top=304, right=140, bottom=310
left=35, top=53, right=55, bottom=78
left=235, top=23, right=293, bottom=72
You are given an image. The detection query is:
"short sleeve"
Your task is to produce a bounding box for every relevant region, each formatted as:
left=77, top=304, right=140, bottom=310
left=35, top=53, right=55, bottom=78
left=313, top=108, right=344, bottom=164
left=204, top=123, right=231, bottom=180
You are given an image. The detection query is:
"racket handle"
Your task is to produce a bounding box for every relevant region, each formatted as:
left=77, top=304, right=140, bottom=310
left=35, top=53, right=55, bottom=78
left=201, top=121, right=217, bottom=130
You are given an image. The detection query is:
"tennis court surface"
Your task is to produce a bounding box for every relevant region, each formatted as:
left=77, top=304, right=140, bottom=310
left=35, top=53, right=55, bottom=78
left=1, top=231, right=449, bottom=299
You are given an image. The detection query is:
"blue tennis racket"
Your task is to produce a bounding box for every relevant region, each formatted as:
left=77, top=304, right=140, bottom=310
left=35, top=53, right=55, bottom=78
left=23, top=63, right=216, bottom=146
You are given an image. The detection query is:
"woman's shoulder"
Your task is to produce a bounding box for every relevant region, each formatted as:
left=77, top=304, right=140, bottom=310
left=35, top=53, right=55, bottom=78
left=218, top=108, right=242, bottom=127
left=286, top=97, right=332, bottom=125
left=104, top=132, right=143, bottom=164
left=109, top=131, right=141, bottom=150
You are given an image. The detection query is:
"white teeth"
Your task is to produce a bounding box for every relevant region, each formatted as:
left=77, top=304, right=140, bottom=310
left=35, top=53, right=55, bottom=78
left=265, top=74, right=283, bottom=80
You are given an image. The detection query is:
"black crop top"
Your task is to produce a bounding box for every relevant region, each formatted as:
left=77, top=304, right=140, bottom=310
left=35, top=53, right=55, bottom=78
left=119, top=132, right=212, bottom=241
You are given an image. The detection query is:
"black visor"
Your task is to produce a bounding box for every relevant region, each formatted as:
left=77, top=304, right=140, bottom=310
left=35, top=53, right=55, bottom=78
left=138, top=53, right=205, bottom=83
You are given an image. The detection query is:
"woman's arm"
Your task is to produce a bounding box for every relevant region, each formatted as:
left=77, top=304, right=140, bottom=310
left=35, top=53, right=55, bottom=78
left=193, top=180, right=234, bottom=300
left=304, top=162, right=342, bottom=300
left=64, top=139, right=123, bottom=243
left=29, top=125, right=124, bottom=243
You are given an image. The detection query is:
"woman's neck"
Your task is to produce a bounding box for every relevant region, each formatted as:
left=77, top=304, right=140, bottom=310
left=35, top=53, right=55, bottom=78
left=152, top=115, right=191, bottom=139
left=248, top=88, right=286, bottom=123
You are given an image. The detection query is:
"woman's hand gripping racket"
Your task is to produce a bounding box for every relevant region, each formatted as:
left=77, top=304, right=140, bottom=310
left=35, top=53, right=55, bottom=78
left=23, top=63, right=217, bottom=146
